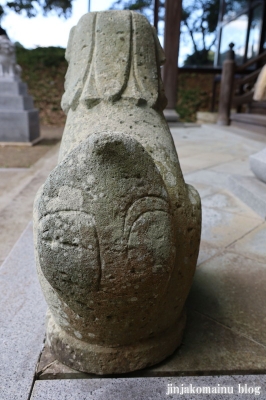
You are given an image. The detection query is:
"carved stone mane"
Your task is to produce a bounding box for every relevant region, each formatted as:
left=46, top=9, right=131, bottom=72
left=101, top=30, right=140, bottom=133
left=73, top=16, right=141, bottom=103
left=61, top=11, right=167, bottom=113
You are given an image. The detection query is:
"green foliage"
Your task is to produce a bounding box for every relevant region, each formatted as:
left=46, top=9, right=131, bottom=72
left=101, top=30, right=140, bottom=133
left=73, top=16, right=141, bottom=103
left=182, top=0, right=220, bottom=35
left=181, top=0, right=220, bottom=65
left=110, top=0, right=221, bottom=66
left=110, top=0, right=154, bottom=20
left=16, top=46, right=66, bottom=68
left=177, top=87, right=201, bottom=121
left=177, top=72, right=216, bottom=121
left=225, top=0, right=249, bottom=15
left=111, top=0, right=153, bottom=14
left=182, top=0, right=250, bottom=65
left=110, top=0, right=164, bottom=23
left=14, top=41, right=24, bottom=48
left=183, top=49, right=214, bottom=66
left=0, top=5, right=4, bottom=19
left=110, top=0, right=153, bottom=10
left=16, top=46, right=67, bottom=126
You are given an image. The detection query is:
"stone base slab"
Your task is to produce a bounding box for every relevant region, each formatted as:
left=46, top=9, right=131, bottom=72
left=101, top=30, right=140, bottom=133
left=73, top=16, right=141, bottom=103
left=230, top=113, right=266, bottom=135
left=46, top=310, right=186, bottom=375
left=228, top=175, right=266, bottom=219
left=0, top=136, right=42, bottom=146
left=0, top=109, right=40, bottom=142
left=0, top=80, right=27, bottom=95
left=250, top=148, right=266, bottom=184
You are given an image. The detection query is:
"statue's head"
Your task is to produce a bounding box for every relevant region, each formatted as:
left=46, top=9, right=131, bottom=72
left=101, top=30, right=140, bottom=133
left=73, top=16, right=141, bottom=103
left=61, top=10, right=167, bottom=114
left=0, top=35, right=14, bottom=58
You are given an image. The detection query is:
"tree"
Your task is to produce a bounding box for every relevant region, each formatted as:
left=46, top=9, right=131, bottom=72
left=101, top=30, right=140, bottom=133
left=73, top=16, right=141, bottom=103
left=183, top=0, right=251, bottom=64
left=110, top=0, right=153, bottom=13
left=110, top=0, right=164, bottom=25
left=0, top=0, right=72, bottom=23
left=110, top=0, right=221, bottom=65
left=181, top=0, right=220, bottom=65
left=111, top=0, right=251, bottom=65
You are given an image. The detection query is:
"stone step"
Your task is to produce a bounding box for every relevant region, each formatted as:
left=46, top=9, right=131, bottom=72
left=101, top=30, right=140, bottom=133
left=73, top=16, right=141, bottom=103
left=230, top=113, right=266, bottom=135
left=0, top=94, right=34, bottom=110
left=228, top=174, right=266, bottom=219
left=250, top=148, right=266, bottom=184
left=0, top=80, right=27, bottom=95
left=249, top=100, right=266, bottom=114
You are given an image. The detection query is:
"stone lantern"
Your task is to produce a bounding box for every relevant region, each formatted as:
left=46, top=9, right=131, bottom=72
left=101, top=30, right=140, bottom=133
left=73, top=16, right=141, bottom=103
left=0, top=34, right=39, bottom=142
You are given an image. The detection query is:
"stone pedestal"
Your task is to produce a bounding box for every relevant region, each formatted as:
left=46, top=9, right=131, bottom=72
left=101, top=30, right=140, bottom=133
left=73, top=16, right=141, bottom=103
left=34, top=10, right=201, bottom=375
left=0, top=35, right=40, bottom=143
left=163, top=109, right=179, bottom=122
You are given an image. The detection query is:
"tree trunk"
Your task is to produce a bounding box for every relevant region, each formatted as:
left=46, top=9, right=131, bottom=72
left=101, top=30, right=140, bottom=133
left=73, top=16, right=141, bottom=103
left=0, top=26, right=8, bottom=37
left=154, top=0, right=159, bottom=31
left=163, top=0, right=182, bottom=110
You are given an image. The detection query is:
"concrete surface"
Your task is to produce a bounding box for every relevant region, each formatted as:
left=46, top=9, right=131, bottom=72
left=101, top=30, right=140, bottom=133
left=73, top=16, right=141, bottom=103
left=0, top=126, right=62, bottom=265
left=0, top=143, right=60, bottom=265
left=31, top=376, right=266, bottom=399
left=228, top=221, right=266, bottom=264
left=0, top=223, right=46, bottom=400
left=229, top=175, right=266, bottom=219
left=250, top=147, right=266, bottom=184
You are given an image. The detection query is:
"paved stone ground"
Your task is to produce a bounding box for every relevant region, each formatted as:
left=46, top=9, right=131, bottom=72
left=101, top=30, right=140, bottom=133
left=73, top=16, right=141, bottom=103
left=0, top=126, right=63, bottom=266
left=0, top=123, right=266, bottom=399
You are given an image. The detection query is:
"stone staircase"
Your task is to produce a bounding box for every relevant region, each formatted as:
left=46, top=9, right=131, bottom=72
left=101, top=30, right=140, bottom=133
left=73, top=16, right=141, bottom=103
left=230, top=111, right=266, bottom=135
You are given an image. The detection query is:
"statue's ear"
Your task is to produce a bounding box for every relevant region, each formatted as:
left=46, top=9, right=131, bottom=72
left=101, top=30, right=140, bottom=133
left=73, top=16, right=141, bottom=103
left=151, top=26, right=166, bottom=67
left=131, top=12, right=160, bottom=108
left=61, top=13, right=96, bottom=114
left=151, top=25, right=168, bottom=111
left=65, top=25, right=75, bottom=63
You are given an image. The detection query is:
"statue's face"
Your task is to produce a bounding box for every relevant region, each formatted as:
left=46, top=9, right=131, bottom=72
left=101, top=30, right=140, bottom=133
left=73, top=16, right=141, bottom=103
left=36, top=133, right=175, bottom=315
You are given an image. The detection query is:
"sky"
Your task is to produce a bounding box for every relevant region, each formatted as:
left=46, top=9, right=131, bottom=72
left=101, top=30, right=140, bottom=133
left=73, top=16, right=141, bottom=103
left=0, top=0, right=191, bottom=65
left=0, top=0, right=201, bottom=65
left=1, top=0, right=114, bottom=48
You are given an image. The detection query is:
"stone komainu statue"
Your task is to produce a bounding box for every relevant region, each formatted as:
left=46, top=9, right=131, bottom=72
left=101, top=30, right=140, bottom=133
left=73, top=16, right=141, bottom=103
left=0, top=35, right=21, bottom=80
left=33, top=11, right=201, bottom=374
